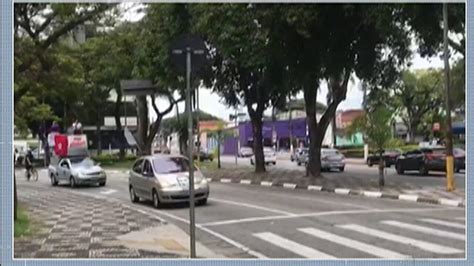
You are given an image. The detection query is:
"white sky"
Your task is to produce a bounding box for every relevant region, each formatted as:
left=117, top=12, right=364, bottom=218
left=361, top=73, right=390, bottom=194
left=120, top=3, right=458, bottom=122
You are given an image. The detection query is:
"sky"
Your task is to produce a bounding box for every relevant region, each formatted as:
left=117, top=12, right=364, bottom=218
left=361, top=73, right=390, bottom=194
left=121, top=3, right=453, bottom=122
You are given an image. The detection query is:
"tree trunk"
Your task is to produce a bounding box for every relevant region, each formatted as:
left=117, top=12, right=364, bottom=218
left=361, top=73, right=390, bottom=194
left=136, top=96, right=149, bottom=155
left=114, top=88, right=125, bottom=160
left=304, top=83, right=322, bottom=177
left=14, top=173, right=17, bottom=221
left=378, top=151, right=385, bottom=188
left=250, top=114, right=265, bottom=173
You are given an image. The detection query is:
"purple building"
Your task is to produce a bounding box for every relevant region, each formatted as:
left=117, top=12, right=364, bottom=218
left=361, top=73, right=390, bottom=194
left=223, top=118, right=309, bottom=155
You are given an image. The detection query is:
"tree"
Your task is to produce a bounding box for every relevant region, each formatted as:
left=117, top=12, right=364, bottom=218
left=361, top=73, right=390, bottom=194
left=14, top=3, right=114, bottom=104
left=191, top=4, right=291, bottom=173
left=348, top=105, right=393, bottom=188
left=273, top=4, right=411, bottom=177
left=390, top=69, right=444, bottom=142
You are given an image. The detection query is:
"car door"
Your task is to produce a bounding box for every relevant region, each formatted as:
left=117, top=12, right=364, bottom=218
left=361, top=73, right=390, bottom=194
left=130, top=159, right=145, bottom=197
left=58, top=159, right=71, bottom=181
left=141, top=160, right=155, bottom=200
left=407, top=150, right=423, bottom=170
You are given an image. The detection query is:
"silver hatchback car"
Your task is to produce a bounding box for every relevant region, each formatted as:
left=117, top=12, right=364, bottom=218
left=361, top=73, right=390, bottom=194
left=128, top=154, right=210, bottom=208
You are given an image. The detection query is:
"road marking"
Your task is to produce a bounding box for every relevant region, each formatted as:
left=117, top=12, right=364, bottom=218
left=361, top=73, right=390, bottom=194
left=381, top=220, right=465, bottom=241
left=438, top=198, right=461, bottom=207
left=338, top=224, right=463, bottom=254
left=261, top=181, right=272, bottom=187
left=220, top=178, right=231, bottom=183
left=240, top=179, right=252, bottom=185
left=122, top=201, right=267, bottom=258
left=200, top=207, right=455, bottom=227
left=335, top=188, right=350, bottom=195
left=100, top=189, right=117, bottom=195
left=399, top=194, right=419, bottom=202
left=209, top=198, right=296, bottom=216
left=298, top=227, right=409, bottom=258
left=253, top=232, right=335, bottom=259
left=363, top=191, right=382, bottom=198
left=420, top=218, right=465, bottom=229
left=283, top=183, right=297, bottom=189
left=307, top=185, right=322, bottom=191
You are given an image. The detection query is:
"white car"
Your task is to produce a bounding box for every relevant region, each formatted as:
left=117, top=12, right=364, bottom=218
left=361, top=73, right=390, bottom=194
left=250, top=147, right=276, bottom=165
left=49, top=156, right=107, bottom=187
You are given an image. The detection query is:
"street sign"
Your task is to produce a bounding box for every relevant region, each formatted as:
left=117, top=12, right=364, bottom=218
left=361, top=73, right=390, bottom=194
left=169, top=33, right=210, bottom=259
left=169, top=34, right=209, bottom=74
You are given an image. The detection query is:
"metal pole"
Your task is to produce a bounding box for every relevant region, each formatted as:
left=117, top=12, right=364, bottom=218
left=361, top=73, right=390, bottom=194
left=235, top=109, right=238, bottom=165
left=289, top=104, right=293, bottom=154
left=443, top=3, right=455, bottom=191
left=196, top=85, right=200, bottom=166
left=186, top=47, right=196, bottom=257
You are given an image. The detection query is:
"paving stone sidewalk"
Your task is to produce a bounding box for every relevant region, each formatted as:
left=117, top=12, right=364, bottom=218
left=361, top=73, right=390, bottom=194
left=15, top=184, right=183, bottom=259
left=202, top=167, right=465, bottom=207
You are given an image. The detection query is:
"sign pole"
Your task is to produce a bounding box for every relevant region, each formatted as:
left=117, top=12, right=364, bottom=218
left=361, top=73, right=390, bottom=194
left=186, top=47, right=197, bottom=258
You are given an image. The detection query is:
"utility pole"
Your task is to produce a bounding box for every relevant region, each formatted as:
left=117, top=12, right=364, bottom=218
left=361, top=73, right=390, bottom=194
left=196, top=86, right=200, bottom=166
left=443, top=3, right=455, bottom=191
left=235, top=108, right=238, bottom=165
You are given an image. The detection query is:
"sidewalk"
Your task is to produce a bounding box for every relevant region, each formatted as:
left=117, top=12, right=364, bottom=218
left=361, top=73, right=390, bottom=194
left=14, top=183, right=219, bottom=258
left=201, top=167, right=465, bottom=208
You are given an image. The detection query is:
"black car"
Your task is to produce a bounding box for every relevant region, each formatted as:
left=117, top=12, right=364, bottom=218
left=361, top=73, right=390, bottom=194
left=367, top=149, right=402, bottom=167
left=193, top=149, right=214, bottom=161
left=395, top=147, right=464, bottom=175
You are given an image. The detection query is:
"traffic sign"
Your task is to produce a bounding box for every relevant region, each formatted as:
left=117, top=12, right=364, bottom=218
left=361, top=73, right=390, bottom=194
left=169, top=34, right=209, bottom=74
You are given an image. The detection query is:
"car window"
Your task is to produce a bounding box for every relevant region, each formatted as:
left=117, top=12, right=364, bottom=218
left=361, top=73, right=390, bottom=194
left=152, top=157, right=196, bottom=174
left=71, top=157, right=95, bottom=167
left=132, top=159, right=143, bottom=173
left=60, top=160, right=69, bottom=168
left=322, top=150, right=340, bottom=156
left=143, top=160, right=154, bottom=176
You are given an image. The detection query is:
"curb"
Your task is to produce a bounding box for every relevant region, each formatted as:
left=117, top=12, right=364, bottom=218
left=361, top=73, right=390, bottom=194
left=209, top=178, right=465, bottom=208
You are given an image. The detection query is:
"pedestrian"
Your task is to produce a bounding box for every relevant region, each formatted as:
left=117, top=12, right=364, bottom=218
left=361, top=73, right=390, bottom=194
left=72, top=119, right=82, bottom=135
left=14, top=148, right=18, bottom=166
left=24, top=149, right=34, bottom=180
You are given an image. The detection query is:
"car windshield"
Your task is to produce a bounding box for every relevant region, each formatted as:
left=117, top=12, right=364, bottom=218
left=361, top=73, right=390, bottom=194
left=70, top=157, right=95, bottom=167
left=153, top=157, right=196, bottom=174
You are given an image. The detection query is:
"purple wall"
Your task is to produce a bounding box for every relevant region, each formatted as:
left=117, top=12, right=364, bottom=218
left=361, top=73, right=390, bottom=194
left=223, top=118, right=308, bottom=154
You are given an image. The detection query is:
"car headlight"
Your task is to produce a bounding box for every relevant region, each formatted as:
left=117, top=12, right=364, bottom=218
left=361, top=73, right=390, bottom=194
left=77, top=172, right=86, bottom=178
left=160, top=180, right=177, bottom=188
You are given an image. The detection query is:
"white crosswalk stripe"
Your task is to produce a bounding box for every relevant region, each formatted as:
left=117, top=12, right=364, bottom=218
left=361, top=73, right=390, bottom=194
left=338, top=224, right=463, bottom=254
left=381, top=221, right=465, bottom=241
left=420, top=218, right=465, bottom=229
left=298, top=227, right=409, bottom=259
left=253, top=232, right=335, bottom=259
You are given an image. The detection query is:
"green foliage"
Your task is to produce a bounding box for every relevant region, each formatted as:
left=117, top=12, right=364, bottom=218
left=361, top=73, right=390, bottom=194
left=14, top=204, right=31, bottom=237
left=349, top=106, right=393, bottom=153
left=92, top=153, right=137, bottom=166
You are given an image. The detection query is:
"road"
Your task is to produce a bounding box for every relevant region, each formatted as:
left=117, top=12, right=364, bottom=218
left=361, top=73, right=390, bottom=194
left=219, top=155, right=466, bottom=190
left=22, top=169, right=466, bottom=259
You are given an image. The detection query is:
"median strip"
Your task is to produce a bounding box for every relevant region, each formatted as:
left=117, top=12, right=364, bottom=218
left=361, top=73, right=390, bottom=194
left=363, top=191, right=382, bottom=198
left=240, top=179, right=252, bottom=185
left=261, top=181, right=273, bottom=187
left=335, top=188, right=350, bottom=195
left=220, top=178, right=232, bottom=183
left=283, top=183, right=297, bottom=189
left=307, top=185, right=322, bottom=191
left=398, top=194, right=419, bottom=202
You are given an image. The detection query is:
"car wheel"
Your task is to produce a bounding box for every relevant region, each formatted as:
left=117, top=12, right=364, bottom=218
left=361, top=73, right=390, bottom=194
left=419, top=164, right=428, bottom=176
left=396, top=163, right=404, bottom=175
left=70, top=176, right=76, bottom=188
left=129, top=186, right=139, bottom=203
left=152, top=190, right=161, bottom=209
left=367, top=160, right=373, bottom=167
left=197, top=198, right=208, bottom=206
left=50, top=174, right=58, bottom=186
left=297, top=161, right=301, bottom=166
left=385, top=160, right=391, bottom=167
left=99, top=181, right=106, bottom=186
left=339, top=167, right=345, bottom=172
left=273, top=162, right=276, bottom=165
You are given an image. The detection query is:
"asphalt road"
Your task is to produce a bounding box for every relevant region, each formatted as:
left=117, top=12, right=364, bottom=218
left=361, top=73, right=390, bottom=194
left=219, top=155, right=466, bottom=190
left=22, top=169, right=466, bottom=259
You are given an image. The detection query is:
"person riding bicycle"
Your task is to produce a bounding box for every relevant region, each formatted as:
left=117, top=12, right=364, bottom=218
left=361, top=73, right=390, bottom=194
left=25, top=149, right=34, bottom=179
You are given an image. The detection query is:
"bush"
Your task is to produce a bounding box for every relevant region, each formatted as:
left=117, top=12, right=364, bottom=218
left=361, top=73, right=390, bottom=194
left=92, top=153, right=137, bottom=166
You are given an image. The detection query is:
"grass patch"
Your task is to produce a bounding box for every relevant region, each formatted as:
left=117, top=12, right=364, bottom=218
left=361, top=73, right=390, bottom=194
left=14, top=204, right=31, bottom=237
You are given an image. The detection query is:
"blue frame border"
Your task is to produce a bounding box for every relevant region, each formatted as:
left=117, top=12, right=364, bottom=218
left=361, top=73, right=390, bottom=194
left=1, top=1, right=472, bottom=266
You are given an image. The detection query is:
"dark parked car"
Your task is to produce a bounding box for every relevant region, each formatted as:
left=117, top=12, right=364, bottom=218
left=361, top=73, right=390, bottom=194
left=193, top=149, right=214, bottom=162
left=367, top=149, right=402, bottom=167
left=395, top=147, right=464, bottom=175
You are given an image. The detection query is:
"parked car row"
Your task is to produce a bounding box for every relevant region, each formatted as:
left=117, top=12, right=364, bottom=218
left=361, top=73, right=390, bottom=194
left=395, top=147, right=465, bottom=175
left=293, top=147, right=345, bottom=172
left=250, top=147, right=276, bottom=165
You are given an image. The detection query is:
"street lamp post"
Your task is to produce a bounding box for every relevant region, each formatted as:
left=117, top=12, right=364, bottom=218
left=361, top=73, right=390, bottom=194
left=443, top=3, right=455, bottom=192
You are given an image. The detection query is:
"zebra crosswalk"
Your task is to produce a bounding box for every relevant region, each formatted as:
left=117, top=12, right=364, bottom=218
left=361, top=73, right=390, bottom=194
left=251, top=217, right=465, bottom=258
